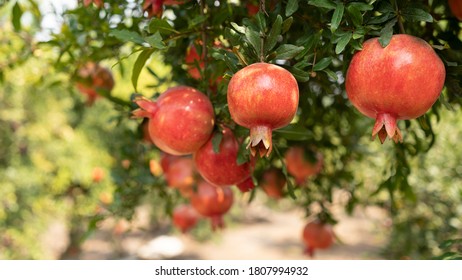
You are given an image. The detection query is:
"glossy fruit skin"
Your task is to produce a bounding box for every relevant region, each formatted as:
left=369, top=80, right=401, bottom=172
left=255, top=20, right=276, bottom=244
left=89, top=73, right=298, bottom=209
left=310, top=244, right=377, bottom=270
left=260, top=168, right=286, bottom=199
left=190, top=180, right=233, bottom=230
left=345, top=34, right=445, bottom=143
left=449, top=0, right=462, bottom=20
left=302, top=221, right=334, bottom=257
left=194, top=128, right=252, bottom=187
left=285, top=146, right=323, bottom=185
left=172, top=204, right=199, bottom=233
left=227, top=62, right=299, bottom=157
left=76, top=62, right=114, bottom=105
left=133, top=86, right=215, bottom=155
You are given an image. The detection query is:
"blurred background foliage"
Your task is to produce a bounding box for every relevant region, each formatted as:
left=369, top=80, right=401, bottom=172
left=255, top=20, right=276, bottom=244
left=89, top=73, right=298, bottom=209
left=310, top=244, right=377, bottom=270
left=0, top=0, right=461, bottom=259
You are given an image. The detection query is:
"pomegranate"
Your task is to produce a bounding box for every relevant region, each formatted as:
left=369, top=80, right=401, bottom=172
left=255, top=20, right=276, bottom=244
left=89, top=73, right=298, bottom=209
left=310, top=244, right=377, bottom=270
left=227, top=62, right=299, bottom=157
left=185, top=44, right=205, bottom=80
left=285, top=146, right=323, bottom=185
left=143, top=0, right=163, bottom=18
left=83, top=0, right=103, bottom=7
left=247, top=2, right=259, bottom=16
left=194, top=128, right=253, bottom=187
left=260, top=168, right=286, bottom=199
left=302, top=221, right=334, bottom=257
left=164, top=156, right=196, bottom=197
left=160, top=152, right=176, bottom=174
left=345, top=34, right=446, bottom=143
left=190, top=180, right=234, bottom=230
left=132, top=86, right=215, bottom=155
left=236, top=177, right=255, bottom=192
left=172, top=204, right=199, bottom=233
left=449, top=0, right=462, bottom=20
left=76, top=62, right=114, bottom=105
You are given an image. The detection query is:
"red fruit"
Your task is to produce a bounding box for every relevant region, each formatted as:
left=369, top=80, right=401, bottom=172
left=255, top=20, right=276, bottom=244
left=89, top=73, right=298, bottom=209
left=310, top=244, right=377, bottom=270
left=164, top=0, right=186, bottom=4
left=285, top=147, right=323, bottom=185
left=83, top=0, right=103, bottom=7
left=449, top=0, right=462, bottom=20
left=236, top=177, right=255, bottom=193
left=302, top=221, right=334, bottom=257
left=172, top=204, right=199, bottom=233
left=345, top=34, right=446, bottom=143
left=165, top=156, right=196, bottom=189
left=92, top=167, right=105, bottom=183
left=190, top=181, right=234, bottom=230
left=76, top=62, right=114, bottom=105
left=143, top=0, right=163, bottom=18
left=227, top=62, right=299, bottom=157
left=132, top=86, right=215, bottom=155
left=194, top=128, right=253, bottom=187
left=260, top=168, right=286, bottom=199
left=185, top=44, right=205, bottom=80
left=247, top=3, right=259, bottom=16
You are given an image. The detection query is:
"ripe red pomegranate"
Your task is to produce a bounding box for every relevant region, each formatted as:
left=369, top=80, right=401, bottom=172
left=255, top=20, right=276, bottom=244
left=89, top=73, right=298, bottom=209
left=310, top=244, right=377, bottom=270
left=172, top=204, right=199, bottom=233
left=236, top=177, right=255, bottom=192
left=227, top=62, right=299, bottom=157
left=83, top=0, right=103, bottom=7
left=164, top=156, right=196, bottom=197
left=194, top=128, right=253, bottom=187
left=449, top=0, right=462, bottom=20
left=76, top=62, right=114, bottom=105
left=247, top=3, right=259, bottom=16
left=185, top=44, right=205, bottom=80
left=143, top=0, right=163, bottom=18
left=190, top=180, right=234, bottom=230
left=260, top=168, right=286, bottom=199
left=345, top=34, right=446, bottom=143
left=132, top=86, right=215, bottom=155
left=302, top=221, right=334, bottom=257
left=285, top=146, right=323, bottom=185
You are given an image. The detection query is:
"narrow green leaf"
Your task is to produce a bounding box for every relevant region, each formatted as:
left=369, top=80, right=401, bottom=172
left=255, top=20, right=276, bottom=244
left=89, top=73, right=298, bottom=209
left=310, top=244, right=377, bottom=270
left=281, top=17, right=293, bottom=34
left=245, top=28, right=262, bottom=58
left=335, top=32, right=352, bottom=54
left=401, top=7, right=433, bottom=22
left=286, top=66, right=311, bottom=82
left=148, top=18, right=178, bottom=35
left=323, top=69, right=338, bottom=81
left=274, top=44, right=304, bottom=60
left=231, top=22, right=246, bottom=34
left=110, top=29, right=145, bottom=45
left=132, top=49, right=154, bottom=92
left=255, top=12, right=266, bottom=31
left=12, top=2, right=23, bottom=32
left=331, top=2, right=345, bottom=32
left=145, top=32, right=166, bottom=49
left=378, top=18, right=397, bottom=47
left=347, top=5, right=363, bottom=27
left=286, top=0, right=299, bottom=17
left=313, top=57, right=332, bottom=71
left=212, top=131, right=223, bottom=153
left=348, top=2, right=373, bottom=11
left=308, top=0, right=336, bottom=10
left=264, top=15, right=283, bottom=54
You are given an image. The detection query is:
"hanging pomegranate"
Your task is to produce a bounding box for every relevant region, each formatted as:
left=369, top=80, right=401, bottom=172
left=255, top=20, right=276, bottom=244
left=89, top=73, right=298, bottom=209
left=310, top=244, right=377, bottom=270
left=227, top=62, right=299, bottom=157
left=302, top=221, right=334, bottom=257
left=285, top=146, right=323, bottom=185
left=132, top=86, right=215, bottom=155
left=260, top=168, right=286, bottom=199
left=172, top=204, right=199, bottom=233
left=345, top=34, right=445, bottom=143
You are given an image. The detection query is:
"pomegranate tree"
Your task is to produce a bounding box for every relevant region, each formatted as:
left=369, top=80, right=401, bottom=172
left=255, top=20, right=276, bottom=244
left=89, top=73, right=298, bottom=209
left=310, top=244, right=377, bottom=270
left=132, top=86, right=215, bottom=155
left=345, top=34, right=446, bottom=143
left=260, top=168, right=286, bottom=199
left=227, top=62, right=299, bottom=157
left=449, top=0, right=462, bottom=20
left=285, top=147, right=323, bottom=185
left=302, top=221, right=334, bottom=257
left=172, top=204, right=199, bottom=233
left=190, top=180, right=234, bottom=230
left=194, top=128, right=253, bottom=187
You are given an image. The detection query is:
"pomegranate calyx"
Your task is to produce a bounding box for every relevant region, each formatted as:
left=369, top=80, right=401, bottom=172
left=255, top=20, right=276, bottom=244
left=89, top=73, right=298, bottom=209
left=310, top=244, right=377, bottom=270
left=210, top=215, right=225, bottom=231
left=132, top=97, right=159, bottom=119
left=247, top=126, right=272, bottom=157
left=371, top=113, right=403, bottom=144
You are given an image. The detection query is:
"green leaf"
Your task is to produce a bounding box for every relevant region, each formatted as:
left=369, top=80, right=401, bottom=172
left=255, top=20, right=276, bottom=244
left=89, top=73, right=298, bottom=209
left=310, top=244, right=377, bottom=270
left=348, top=2, right=373, bottom=11
left=331, top=2, right=345, bottom=32
left=148, top=18, right=178, bottom=35
left=145, top=32, right=166, bottom=49
left=264, top=15, right=283, bottom=54
left=245, top=28, right=262, bottom=58
left=231, top=22, right=246, bottom=34
left=225, top=27, right=242, bottom=46
left=132, top=49, right=154, bottom=92
left=378, top=18, right=397, bottom=47
left=286, top=66, right=311, bottom=82
left=347, top=5, right=363, bottom=27
left=281, top=17, right=293, bottom=34
left=255, top=12, right=267, bottom=31
left=188, top=14, right=208, bottom=28
left=211, top=131, right=223, bottom=153
left=323, top=69, right=338, bottom=81
left=401, top=7, right=433, bottom=22
left=236, top=140, right=250, bottom=165
left=308, top=0, right=336, bottom=10
left=274, top=44, right=304, bottom=60
left=110, top=29, right=145, bottom=45
left=335, top=32, right=352, bottom=54
left=313, top=57, right=332, bottom=71
left=286, top=0, right=299, bottom=17
left=12, top=2, right=23, bottom=32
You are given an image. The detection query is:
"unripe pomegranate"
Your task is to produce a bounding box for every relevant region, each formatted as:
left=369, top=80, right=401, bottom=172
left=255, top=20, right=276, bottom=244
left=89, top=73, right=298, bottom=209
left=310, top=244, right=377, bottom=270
left=76, top=62, right=114, bottom=105
left=449, top=0, right=462, bottom=20
left=194, top=128, right=253, bottom=187
left=302, top=221, right=334, bottom=257
left=227, top=62, right=299, bottom=157
left=190, top=180, right=234, bottom=230
left=236, top=177, right=255, bottom=192
left=132, top=86, right=215, bottom=155
left=285, top=146, right=323, bottom=185
left=260, top=168, right=286, bottom=199
left=172, top=204, right=199, bottom=233
left=345, top=34, right=446, bottom=143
